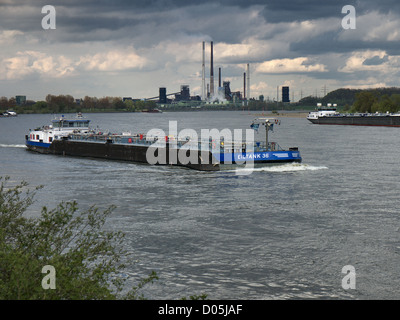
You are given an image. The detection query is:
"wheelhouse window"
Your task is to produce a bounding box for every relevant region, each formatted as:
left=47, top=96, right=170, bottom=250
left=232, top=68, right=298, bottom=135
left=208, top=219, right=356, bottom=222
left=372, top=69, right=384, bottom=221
left=52, top=120, right=90, bottom=128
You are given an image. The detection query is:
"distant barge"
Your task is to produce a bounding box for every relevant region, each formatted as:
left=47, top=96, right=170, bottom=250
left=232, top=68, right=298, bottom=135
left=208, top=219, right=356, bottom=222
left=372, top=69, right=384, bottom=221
left=0, top=111, right=17, bottom=117
left=307, top=104, right=400, bottom=127
left=25, top=115, right=301, bottom=171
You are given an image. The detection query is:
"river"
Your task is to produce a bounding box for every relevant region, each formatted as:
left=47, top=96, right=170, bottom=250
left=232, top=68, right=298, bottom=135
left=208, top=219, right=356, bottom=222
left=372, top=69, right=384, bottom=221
left=1, top=111, right=399, bottom=299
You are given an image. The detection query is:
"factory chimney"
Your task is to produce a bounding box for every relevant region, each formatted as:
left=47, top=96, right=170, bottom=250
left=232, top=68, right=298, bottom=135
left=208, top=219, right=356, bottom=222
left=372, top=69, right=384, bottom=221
left=218, top=67, right=221, bottom=88
left=210, top=41, right=214, bottom=97
left=202, top=41, right=206, bottom=101
left=247, top=63, right=250, bottom=102
left=243, top=72, right=246, bottom=102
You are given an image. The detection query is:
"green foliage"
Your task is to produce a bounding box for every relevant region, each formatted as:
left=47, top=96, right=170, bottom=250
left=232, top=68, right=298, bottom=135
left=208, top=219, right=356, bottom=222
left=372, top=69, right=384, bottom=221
left=0, top=177, right=157, bottom=300
left=321, top=88, right=362, bottom=106
left=11, top=94, right=164, bottom=114
left=350, top=91, right=400, bottom=113
left=297, top=87, right=400, bottom=111
left=351, top=91, right=378, bottom=113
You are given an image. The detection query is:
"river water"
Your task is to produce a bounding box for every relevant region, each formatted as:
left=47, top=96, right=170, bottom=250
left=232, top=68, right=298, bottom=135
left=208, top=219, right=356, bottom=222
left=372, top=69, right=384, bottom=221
left=1, top=111, right=399, bottom=300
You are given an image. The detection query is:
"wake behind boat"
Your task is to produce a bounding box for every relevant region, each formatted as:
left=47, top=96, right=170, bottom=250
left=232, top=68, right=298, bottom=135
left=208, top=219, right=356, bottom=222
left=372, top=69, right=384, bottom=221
left=25, top=114, right=301, bottom=171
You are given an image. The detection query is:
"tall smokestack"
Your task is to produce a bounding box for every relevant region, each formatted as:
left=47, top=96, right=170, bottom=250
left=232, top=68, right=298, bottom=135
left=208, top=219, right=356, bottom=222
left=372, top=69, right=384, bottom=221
left=210, top=41, right=214, bottom=97
left=243, top=72, right=246, bottom=102
left=218, top=67, right=221, bottom=88
left=202, top=41, right=206, bottom=101
left=247, top=63, right=250, bottom=102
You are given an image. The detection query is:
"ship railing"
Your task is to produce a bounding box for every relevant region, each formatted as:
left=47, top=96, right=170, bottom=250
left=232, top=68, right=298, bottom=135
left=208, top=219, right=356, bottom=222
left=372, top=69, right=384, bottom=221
left=68, top=133, right=157, bottom=145
left=66, top=134, right=283, bottom=152
left=191, top=140, right=283, bottom=153
left=66, top=133, right=200, bottom=147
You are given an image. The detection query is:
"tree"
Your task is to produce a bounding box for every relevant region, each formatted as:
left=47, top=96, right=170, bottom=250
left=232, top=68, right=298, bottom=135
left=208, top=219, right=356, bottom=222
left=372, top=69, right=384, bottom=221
left=0, top=177, right=157, bottom=299
left=113, top=98, right=126, bottom=110
left=98, top=97, right=112, bottom=110
left=372, top=95, right=394, bottom=113
left=124, top=99, right=134, bottom=112
left=82, top=96, right=97, bottom=111
left=32, top=101, right=48, bottom=113
left=388, top=94, right=400, bottom=113
left=0, top=97, right=8, bottom=109
left=351, top=91, right=378, bottom=113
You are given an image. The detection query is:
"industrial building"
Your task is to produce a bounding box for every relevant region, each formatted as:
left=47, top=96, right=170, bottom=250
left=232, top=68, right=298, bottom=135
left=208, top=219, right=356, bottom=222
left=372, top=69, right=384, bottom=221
left=282, top=86, right=290, bottom=103
left=16, top=95, right=26, bottom=105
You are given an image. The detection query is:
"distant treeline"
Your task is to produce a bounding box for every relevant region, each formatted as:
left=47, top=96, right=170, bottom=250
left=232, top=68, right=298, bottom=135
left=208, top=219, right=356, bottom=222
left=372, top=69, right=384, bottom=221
left=0, top=95, right=157, bottom=114
left=3, top=87, right=400, bottom=114
left=297, top=87, right=400, bottom=112
left=1, top=94, right=304, bottom=113
left=348, top=91, right=400, bottom=113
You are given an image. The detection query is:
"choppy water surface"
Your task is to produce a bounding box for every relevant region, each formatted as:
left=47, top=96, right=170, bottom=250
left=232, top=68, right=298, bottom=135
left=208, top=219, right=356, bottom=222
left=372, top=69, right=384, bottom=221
left=1, top=111, right=399, bottom=299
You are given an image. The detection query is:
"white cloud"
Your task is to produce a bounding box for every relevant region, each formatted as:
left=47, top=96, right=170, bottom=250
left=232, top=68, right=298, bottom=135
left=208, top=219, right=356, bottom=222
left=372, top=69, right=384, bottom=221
left=0, top=30, right=23, bottom=44
left=77, top=48, right=148, bottom=71
left=361, top=12, right=400, bottom=42
left=249, top=81, right=270, bottom=97
left=0, top=51, right=75, bottom=80
left=256, top=57, right=327, bottom=74
left=0, top=46, right=149, bottom=81
left=342, top=79, right=388, bottom=89
left=338, top=50, right=400, bottom=73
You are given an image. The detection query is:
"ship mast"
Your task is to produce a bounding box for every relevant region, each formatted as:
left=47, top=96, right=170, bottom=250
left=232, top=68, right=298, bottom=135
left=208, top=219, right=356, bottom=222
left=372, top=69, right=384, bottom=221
left=251, top=118, right=276, bottom=151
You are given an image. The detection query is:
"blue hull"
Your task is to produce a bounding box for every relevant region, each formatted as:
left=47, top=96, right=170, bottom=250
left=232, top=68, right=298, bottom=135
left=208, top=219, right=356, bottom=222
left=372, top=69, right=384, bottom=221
left=215, top=150, right=301, bottom=164
left=26, top=140, right=51, bottom=148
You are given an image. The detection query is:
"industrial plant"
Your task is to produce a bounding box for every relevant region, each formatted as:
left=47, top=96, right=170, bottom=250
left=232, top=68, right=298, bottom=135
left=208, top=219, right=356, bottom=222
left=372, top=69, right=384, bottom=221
left=144, top=41, right=271, bottom=108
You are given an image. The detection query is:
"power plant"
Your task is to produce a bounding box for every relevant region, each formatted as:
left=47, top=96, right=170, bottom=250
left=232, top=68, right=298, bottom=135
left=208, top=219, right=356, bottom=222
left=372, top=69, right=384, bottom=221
left=136, top=40, right=296, bottom=107
left=147, top=41, right=266, bottom=105
left=202, top=40, right=246, bottom=103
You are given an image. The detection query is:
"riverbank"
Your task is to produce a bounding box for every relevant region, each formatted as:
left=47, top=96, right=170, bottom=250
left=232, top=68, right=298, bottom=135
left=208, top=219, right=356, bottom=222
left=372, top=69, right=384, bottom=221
left=7, top=109, right=312, bottom=116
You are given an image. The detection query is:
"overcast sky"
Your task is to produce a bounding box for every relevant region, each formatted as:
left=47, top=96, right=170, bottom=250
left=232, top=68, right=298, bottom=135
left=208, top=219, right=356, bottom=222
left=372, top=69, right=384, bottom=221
left=1, top=0, right=400, bottom=101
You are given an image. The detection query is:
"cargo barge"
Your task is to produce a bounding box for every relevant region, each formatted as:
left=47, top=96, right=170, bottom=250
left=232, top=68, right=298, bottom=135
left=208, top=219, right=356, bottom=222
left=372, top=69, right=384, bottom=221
left=25, top=115, right=301, bottom=171
left=307, top=104, right=400, bottom=127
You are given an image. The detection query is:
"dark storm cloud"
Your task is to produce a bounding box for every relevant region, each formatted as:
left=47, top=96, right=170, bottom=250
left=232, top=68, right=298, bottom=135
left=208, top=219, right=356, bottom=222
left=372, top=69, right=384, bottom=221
left=259, top=0, right=356, bottom=22
left=3, top=0, right=400, bottom=58
left=41, top=1, right=264, bottom=45
left=257, top=0, right=400, bottom=23
left=3, top=1, right=400, bottom=42
left=363, top=55, right=389, bottom=66
left=291, top=35, right=400, bottom=57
